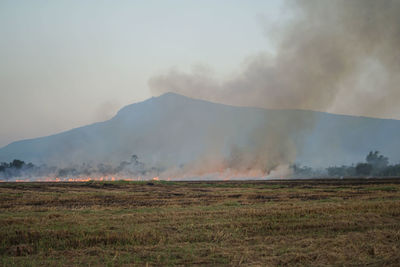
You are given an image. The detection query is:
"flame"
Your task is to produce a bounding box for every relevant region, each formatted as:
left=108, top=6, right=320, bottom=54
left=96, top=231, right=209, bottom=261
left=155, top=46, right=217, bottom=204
left=2, top=164, right=288, bottom=182
left=4, top=176, right=150, bottom=183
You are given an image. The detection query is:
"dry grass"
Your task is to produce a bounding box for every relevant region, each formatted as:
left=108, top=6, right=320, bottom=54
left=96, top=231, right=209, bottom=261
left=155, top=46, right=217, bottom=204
left=1, top=179, right=400, bottom=266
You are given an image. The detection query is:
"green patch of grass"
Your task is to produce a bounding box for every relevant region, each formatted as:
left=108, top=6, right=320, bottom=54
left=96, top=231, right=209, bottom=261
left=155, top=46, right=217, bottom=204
left=364, top=186, right=398, bottom=192
left=223, top=201, right=241, bottom=207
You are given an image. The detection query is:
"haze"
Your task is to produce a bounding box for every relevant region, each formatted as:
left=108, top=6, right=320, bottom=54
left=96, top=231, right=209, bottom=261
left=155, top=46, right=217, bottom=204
left=1, top=0, right=399, bottom=148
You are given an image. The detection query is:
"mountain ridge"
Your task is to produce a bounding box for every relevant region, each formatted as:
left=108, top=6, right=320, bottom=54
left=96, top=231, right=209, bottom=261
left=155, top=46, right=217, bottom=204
left=1, top=92, right=399, bottom=171
left=3, top=92, right=398, bottom=150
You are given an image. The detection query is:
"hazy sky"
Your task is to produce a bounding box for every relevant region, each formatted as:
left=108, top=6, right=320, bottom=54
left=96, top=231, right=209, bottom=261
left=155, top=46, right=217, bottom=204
left=1, top=0, right=399, bottom=148
left=0, top=0, right=285, bottom=147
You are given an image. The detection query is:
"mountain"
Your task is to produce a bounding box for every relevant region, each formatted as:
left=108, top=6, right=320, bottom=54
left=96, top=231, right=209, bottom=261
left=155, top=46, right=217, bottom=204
left=0, top=93, right=399, bottom=172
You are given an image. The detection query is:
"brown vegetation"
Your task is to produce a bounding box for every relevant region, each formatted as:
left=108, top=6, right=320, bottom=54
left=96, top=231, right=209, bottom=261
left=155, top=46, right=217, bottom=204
left=1, top=179, right=400, bottom=266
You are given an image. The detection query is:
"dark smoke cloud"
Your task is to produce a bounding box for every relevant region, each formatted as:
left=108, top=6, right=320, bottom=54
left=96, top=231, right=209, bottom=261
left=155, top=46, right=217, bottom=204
left=148, top=0, right=400, bottom=175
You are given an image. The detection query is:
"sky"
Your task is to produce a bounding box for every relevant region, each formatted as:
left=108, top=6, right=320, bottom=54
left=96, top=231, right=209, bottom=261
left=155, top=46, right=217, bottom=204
left=0, top=0, right=285, bottom=147
left=1, top=0, right=399, bottom=148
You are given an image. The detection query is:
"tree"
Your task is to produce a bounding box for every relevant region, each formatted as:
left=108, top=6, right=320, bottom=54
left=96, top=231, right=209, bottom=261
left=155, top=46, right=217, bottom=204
left=366, top=151, right=389, bottom=169
left=291, top=164, right=313, bottom=177
left=0, top=162, right=8, bottom=172
left=11, top=159, right=25, bottom=169
left=381, top=164, right=400, bottom=177
left=356, top=163, right=373, bottom=176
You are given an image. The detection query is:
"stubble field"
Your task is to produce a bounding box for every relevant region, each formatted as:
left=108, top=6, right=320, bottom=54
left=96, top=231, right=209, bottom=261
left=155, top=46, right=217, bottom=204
left=1, top=178, right=400, bottom=266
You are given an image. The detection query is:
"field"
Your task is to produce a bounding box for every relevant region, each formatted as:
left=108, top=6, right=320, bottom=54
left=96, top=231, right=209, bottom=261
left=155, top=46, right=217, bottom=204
left=1, top=179, right=400, bottom=266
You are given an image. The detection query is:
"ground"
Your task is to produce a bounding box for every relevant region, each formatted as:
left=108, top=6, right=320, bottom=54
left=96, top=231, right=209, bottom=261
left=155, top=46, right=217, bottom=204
left=1, top=178, right=400, bottom=266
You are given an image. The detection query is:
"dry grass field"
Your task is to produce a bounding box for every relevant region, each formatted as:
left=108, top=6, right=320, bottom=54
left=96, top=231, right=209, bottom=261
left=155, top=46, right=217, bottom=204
left=1, top=179, right=400, bottom=266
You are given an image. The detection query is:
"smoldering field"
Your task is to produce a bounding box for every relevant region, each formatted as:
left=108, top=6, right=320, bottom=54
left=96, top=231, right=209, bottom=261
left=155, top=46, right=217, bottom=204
left=1, top=179, right=400, bottom=266
left=2, top=0, right=400, bottom=181
left=148, top=0, right=400, bottom=177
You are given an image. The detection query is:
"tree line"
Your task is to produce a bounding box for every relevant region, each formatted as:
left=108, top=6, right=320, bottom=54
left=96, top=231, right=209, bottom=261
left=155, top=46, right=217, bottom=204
left=1, top=151, right=400, bottom=180
left=293, top=151, right=400, bottom=178
left=0, top=155, right=160, bottom=181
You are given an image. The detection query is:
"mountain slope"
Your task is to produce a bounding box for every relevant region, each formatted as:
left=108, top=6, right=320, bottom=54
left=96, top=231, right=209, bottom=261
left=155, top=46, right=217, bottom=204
left=0, top=93, right=399, bottom=171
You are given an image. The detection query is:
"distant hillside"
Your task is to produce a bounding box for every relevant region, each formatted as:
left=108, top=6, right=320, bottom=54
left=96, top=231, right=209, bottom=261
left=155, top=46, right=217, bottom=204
left=0, top=93, right=399, bottom=172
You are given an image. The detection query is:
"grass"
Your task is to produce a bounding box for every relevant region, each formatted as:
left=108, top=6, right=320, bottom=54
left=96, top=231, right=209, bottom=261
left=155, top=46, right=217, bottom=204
left=0, top=178, right=400, bottom=266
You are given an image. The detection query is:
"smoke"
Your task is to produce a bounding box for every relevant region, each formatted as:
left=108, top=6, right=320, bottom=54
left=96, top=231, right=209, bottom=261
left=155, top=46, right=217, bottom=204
left=150, top=0, right=400, bottom=116
left=3, top=1, right=399, bottom=180
left=93, top=100, right=120, bottom=122
left=148, top=0, right=400, bottom=176
left=0, top=155, right=162, bottom=181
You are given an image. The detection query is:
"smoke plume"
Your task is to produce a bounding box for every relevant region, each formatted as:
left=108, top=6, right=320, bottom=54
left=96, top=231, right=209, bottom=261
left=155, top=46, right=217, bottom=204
left=150, top=0, right=400, bottom=116
left=149, top=0, right=400, bottom=176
